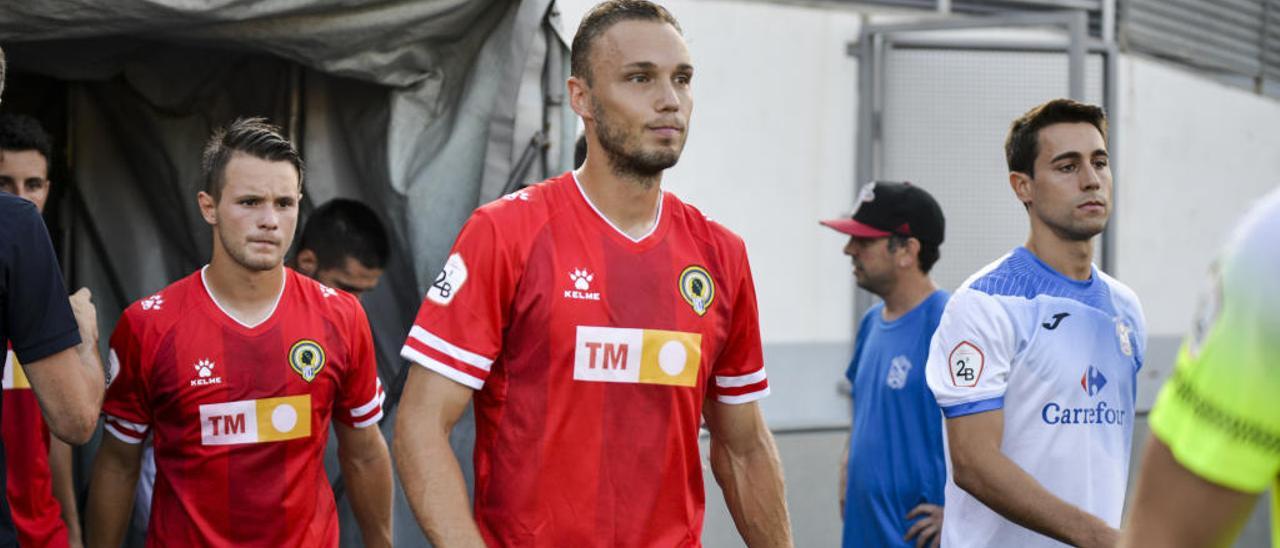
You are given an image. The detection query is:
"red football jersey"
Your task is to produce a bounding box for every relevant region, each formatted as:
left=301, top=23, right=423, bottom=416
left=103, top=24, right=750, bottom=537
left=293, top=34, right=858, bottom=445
left=102, top=268, right=384, bottom=547
left=401, top=172, right=770, bottom=547
left=2, top=348, right=68, bottom=548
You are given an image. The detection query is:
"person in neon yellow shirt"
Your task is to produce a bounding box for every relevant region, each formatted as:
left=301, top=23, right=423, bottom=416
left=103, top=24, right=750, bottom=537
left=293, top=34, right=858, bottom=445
left=1122, top=188, right=1280, bottom=547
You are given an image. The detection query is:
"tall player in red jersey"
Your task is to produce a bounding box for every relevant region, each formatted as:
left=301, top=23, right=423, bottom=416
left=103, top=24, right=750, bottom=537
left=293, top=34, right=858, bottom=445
left=0, top=113, right=86, bottom=548
left=393, top=2, right=794, bottom=546
left=85, top=118, right=393, bottom=547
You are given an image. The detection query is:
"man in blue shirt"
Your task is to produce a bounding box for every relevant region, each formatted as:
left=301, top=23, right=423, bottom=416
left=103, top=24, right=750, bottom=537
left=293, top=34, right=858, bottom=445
left=0, top=47, right=106, bottom=548
left=822, top=181, right=948, bottom=548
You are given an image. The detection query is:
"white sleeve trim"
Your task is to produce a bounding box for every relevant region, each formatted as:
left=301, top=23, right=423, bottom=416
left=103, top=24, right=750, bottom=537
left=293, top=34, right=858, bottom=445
left=408, top=325, right=494, bottom=371
left=107, top=414, right=148, bottom=433
left=350, top=378, right=384, bottom=418
left=352, top=410, right=385, bottom=429
left=401, top=346, right=484, bottom=390
left=715, top=369, right=767, bottom=388
left=716, top=386, right=771, bottom=405
left=104, top=415, right=148, bottom=444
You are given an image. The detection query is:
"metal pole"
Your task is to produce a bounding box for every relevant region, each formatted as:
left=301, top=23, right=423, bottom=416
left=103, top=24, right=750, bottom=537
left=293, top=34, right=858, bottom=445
left=853, top=24, right=878, bottom=321
left=1067, top=10, right=1087, bottom=100
left=855, top=30, right=875, bottom=188
left=1101, top=0, right=1116, bottom=44
left=1102, top=43, right=1119, bottom=275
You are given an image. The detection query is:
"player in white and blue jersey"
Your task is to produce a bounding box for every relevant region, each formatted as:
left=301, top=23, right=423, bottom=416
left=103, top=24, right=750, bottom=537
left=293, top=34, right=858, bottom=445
left=925, top=99, right=1146, bottom=548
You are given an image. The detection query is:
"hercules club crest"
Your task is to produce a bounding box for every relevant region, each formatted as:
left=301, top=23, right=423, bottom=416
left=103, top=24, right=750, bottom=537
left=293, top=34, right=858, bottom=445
left=289, top=340, right=327, bottom=382
left=678, top=265, right=715, bottom=317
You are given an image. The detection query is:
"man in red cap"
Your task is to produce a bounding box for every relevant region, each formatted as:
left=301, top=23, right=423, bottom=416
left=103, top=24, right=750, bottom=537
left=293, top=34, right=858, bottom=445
left=822, top=181, right=948, bottom=548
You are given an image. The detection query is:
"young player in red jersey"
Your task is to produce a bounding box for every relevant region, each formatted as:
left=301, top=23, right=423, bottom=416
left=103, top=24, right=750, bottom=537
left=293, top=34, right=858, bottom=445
left=393, top=2, right=794, bottom=546
left=0, top=113, right=87, bottom=548
left=85, top=118, right=392, bottom=548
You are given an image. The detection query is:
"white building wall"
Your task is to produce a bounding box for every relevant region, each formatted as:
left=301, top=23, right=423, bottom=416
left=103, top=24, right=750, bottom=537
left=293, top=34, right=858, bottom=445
left=1114, top=53, right=1280, bottom=338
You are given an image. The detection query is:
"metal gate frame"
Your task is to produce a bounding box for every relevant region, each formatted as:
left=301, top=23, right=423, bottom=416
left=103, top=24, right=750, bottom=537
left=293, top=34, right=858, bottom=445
left=848, top=10, right=1118, bottom=315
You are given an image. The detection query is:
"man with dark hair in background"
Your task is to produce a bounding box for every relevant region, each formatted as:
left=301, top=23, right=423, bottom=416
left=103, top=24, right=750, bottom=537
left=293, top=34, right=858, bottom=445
left=87, top=117, right=392, bottom=547
left=292, top=198, right=391, bottom=298
left=822, top=181, right=948, bottom=548
left=0, top=112, right=86, bottom=547
left=925, top=99, right=1146, bottom=547
left=0, top=44, right=107, bottom=548
left=393, top=1, right=794, bottom=546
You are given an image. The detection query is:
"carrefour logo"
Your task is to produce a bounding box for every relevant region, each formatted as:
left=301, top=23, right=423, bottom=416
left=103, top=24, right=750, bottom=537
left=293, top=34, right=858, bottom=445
left=1081, top=365, right=1107, bottom=396
left=1042, top=365, right=1126, bottom=426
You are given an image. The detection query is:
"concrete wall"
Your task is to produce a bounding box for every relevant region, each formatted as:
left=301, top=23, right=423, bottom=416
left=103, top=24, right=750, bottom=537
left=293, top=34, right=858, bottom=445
left=1114, top=52, right=1280, bottom=379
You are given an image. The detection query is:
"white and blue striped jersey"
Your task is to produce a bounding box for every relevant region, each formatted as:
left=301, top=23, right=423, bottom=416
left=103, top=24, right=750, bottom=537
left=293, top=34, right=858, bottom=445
left=925, top=247, right=1146, bottom=547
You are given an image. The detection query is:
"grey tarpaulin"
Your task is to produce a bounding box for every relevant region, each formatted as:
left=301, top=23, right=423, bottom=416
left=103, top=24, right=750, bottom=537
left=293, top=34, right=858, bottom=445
left=0, top=0, right=572, bottom=545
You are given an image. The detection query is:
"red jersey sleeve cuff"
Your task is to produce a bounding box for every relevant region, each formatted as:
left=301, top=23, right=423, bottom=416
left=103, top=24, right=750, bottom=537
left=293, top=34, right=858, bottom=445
left=103, top=414, right=150, bottom=444
left=345, top=377, right=386, bottom=428
left=713, top=369, right=770, bottom=404
left=400, top=326, right=493, bottom=390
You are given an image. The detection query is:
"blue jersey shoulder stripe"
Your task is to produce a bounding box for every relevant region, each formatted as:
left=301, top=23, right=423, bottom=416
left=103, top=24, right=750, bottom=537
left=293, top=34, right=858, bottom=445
left=967, top=248, right=1115, bottom=316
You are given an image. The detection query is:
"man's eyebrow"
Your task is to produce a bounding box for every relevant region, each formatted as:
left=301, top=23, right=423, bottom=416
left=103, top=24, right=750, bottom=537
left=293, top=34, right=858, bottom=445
left=1049, top=151, right=1082, bottom=163
left=620, top=61, right=657, bottom=71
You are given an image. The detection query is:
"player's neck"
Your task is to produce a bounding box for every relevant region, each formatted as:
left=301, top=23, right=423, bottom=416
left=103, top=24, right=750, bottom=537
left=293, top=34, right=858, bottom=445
left=204, top=253, right=287, bottom=326
left=880, top=273, right=937, bottom=322
left=574, top=162, right=663, bottom=240
left=1025, top=229, right=1094, bottom=281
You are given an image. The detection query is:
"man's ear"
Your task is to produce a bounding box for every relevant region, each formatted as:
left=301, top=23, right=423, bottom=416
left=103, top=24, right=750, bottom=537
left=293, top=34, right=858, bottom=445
left=1009, top=171, right=1033, bottom=208
left=900, top=238, right=922, bottom=269
left=197, top=191, right=218, bottom=226
left=568, top=76, right=594, bottom=122
left=295, top=248, right=318, bottom=276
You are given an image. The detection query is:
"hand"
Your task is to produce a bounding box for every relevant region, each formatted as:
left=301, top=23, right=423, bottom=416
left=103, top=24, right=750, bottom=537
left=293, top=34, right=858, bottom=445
left=69, top=287, right=98, bottom=343
left=904, top=503, right=943, bottom=548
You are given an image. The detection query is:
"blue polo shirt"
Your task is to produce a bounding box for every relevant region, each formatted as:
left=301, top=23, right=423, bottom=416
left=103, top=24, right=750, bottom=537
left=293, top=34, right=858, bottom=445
left=843, top=290, right=948, bottom=548
left=0, top=193, right=81, bottom=548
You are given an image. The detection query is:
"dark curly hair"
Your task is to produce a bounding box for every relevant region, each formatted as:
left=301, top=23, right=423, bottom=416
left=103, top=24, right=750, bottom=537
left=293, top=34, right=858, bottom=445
left=0, top=112, right=52, bottom=161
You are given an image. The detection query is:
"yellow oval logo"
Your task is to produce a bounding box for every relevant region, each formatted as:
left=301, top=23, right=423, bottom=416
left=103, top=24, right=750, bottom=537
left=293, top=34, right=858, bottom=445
left=289, top=340, right=326, bottom=383
left=678, top=265, right=715, bottom=317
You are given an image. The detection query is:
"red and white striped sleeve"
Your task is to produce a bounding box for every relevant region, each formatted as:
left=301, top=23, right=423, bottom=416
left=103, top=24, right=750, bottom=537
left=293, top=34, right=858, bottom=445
left=336, top=304, right=385, bottom=428
left=401, top=212, right=513, bottom=390
left=401, top=325, right=495, bottom=389
left=714, top=369, right=771, bottom=404
left=710, top=252, right=770, bottom=404
left=102, top=312, right=153, bottom=444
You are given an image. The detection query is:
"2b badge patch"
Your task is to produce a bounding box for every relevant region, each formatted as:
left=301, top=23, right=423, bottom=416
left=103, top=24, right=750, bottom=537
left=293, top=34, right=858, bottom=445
left=428, top=253, right=468, bottom=306
left=948, top=341, right=984, bottom=388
